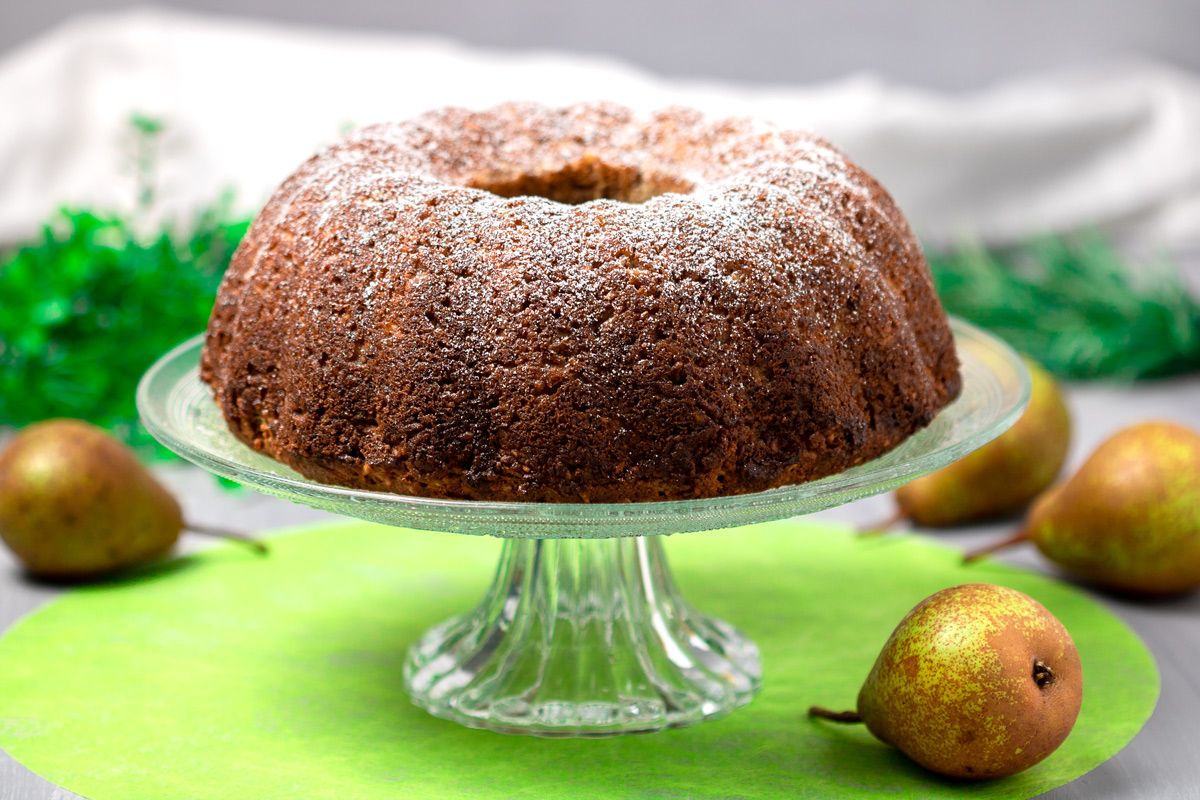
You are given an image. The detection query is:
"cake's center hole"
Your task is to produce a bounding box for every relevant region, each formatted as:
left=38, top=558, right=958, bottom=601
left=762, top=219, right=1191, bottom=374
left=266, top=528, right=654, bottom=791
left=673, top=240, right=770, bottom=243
left=470, top=154, right=693, bottom=206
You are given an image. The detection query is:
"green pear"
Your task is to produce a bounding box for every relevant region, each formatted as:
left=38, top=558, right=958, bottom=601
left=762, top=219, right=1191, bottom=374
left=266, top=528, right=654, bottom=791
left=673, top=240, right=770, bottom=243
left=0, top=419, right=262, bottom=579
left=810, top=583, right=1082, bottom=779
left=970, top=421, right=1200, bottom=595
left=893, top=358, right=1070, bottom=527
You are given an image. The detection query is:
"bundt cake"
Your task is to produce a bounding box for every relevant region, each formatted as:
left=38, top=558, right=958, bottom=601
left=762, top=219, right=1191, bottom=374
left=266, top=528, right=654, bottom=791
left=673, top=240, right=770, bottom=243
left=201, top=102, right=962, bottom=503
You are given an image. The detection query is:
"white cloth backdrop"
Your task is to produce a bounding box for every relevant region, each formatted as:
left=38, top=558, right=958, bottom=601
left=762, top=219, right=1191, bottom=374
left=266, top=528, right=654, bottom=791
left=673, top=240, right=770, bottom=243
left=3, top=8, right=1200, bottom=269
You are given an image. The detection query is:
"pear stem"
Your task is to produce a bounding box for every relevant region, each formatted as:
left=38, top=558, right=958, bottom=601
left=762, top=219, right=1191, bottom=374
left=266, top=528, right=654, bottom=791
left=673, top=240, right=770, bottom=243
left=857, top=508, right=908, bottom=538
left=185, top=523, right=269, bottom=555
left=807, top=706, right=863, bottom=724
left=962, top=525, right=1032, bottom=564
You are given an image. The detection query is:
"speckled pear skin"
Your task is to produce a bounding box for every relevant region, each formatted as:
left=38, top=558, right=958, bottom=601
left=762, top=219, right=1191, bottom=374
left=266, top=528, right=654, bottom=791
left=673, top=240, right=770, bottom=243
left=857, top=583, right=1082, bottom=779
left=1028, top=421, right=1200, bottom=595
left=0, top=420, right=184, bottom=578
left=896, top=359, right=1070, bottom=527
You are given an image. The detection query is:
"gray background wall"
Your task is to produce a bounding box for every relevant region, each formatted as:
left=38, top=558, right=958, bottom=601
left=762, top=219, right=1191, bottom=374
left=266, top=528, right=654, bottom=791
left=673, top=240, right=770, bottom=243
left=2, top=0, right=1200, bottom=90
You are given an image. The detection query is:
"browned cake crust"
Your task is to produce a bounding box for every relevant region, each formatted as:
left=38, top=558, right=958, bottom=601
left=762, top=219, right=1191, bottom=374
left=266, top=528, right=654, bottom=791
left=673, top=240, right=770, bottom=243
left=201, top=102, right=962, bottom=502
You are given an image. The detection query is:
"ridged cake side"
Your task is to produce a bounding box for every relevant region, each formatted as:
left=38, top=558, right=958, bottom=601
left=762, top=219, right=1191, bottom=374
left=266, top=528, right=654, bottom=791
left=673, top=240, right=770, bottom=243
left=201, top=102, right=961, bottom=502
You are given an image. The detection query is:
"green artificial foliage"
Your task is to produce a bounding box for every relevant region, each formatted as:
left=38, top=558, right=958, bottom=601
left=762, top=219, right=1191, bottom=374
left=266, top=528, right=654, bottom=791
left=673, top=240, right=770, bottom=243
left=0, top=204, right=249, bottom=453
left=128, top=112, right=166, bottom=211
left=927, top=233, right=1200, bottom=380
left=0, top=113, right=250, bottom=455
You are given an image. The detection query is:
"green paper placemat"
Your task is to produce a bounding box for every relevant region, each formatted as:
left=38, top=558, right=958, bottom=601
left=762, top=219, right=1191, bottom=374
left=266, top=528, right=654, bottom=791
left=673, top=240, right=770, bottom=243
left=0, top=520, right=1158, bottom=799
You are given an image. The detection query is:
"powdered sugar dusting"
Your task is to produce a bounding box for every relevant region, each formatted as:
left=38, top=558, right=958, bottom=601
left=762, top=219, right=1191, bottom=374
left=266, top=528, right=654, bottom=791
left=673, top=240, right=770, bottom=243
left=201, top=101, right=960, bottom=502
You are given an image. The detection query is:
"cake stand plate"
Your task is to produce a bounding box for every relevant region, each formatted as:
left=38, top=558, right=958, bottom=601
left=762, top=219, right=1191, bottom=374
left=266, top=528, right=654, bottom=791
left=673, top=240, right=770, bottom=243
left=138, top=319, right=1029, bottom=736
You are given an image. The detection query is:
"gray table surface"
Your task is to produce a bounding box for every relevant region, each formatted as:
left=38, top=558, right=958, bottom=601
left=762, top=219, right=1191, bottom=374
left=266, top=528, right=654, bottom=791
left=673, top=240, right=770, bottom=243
left=1, top=375, right=1198, bottom=799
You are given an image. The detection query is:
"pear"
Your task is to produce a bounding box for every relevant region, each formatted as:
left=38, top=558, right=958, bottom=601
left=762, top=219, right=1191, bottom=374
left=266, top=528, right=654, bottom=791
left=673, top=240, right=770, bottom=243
left=890, top=358, right=1070, bottom=527
left=810, top=583, right=1082, bottom=779
left=968, top=421, right=1200, bottom=595
left=0, top=419, right=263, bottom=579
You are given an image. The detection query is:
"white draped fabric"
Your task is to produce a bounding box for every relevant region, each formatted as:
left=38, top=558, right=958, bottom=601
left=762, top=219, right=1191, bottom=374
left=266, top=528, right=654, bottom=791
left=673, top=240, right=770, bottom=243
left=3, top=8, right=1200, bottom=271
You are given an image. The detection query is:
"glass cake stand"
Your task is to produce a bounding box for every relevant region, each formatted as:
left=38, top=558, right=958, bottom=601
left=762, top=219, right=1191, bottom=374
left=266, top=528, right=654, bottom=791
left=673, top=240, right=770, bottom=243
left=137, top=319, right=1029, bottom=737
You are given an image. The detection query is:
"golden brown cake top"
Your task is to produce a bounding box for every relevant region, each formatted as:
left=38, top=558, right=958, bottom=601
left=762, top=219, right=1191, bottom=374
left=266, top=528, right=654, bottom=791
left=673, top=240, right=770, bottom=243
left=202, top=102, right=960, bottom=501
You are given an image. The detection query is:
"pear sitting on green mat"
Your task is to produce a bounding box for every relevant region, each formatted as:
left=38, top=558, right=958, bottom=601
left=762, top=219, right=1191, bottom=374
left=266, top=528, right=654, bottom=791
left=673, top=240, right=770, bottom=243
left=0, top=419, right=264, bottom=580
left=888, top=358, right=1070, bottom=528
left=968, top=421, right=1200, bottom=595
left=809, top=583, right=1082, bottom=779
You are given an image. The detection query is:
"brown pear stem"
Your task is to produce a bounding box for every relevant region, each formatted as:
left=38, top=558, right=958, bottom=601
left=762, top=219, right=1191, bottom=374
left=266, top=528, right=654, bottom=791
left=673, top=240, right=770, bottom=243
left=962, top=525, right=1032, bottom=564
left=857, top=507, right=908, bottom=538
left=184, top=523, right=269, bottom=555
left=807, top=706, right=863, bottom=723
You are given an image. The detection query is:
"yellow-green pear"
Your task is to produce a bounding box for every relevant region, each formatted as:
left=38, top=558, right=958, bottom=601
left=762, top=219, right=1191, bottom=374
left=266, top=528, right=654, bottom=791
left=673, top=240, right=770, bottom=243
left=970, top=421, right=1200, bottom=595
left=893, top=358, right=1070, bottom=527
left=0, top=419, right=262, bottom=579
left=810, top=583, right=1082, bottom=779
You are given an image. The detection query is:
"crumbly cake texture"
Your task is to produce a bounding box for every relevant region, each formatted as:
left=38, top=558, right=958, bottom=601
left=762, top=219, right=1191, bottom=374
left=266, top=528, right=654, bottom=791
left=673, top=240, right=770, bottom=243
left=201, top=102, right=962, bottom=502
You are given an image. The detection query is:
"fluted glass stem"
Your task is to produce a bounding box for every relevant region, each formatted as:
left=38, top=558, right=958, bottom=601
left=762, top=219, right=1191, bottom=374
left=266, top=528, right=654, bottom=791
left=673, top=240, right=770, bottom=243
left=403, top=536, right=762, bottom=736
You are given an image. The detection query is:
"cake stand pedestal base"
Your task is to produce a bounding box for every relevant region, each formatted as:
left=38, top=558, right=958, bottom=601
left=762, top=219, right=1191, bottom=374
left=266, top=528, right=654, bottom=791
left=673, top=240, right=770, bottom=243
left=403, top=536, right=762, bottom=737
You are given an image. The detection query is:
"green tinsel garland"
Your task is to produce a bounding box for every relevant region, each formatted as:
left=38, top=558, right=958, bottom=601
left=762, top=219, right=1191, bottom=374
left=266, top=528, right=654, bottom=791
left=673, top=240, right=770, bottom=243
left=927, top=233, right=1200, bottom=379
left=0, top=205, right=248, bottom=453
left=2, top=205, right=1198, bottom=450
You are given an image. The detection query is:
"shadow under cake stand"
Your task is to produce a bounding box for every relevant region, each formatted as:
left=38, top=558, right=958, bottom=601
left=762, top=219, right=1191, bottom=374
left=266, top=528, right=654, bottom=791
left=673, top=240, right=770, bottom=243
left=137, top=319, right=1029, bottom=737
